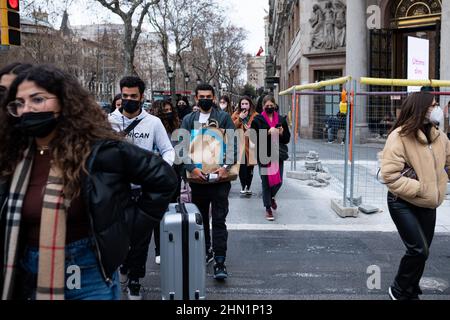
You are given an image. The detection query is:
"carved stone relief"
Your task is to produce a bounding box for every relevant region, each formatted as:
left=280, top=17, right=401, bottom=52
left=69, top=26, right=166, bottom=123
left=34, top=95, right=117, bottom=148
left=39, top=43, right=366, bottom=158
left=309, top=0, right=346, bottom=51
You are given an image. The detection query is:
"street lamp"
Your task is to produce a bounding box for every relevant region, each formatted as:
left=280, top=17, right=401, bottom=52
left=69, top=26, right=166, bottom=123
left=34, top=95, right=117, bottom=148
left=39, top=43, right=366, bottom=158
left=167, top=67, right=174, bottom=80
left=196, top=75, right=202, bottom=86
left=184, top=73, right=190, bottom=92
left=167, top=67, right=176, bottom=104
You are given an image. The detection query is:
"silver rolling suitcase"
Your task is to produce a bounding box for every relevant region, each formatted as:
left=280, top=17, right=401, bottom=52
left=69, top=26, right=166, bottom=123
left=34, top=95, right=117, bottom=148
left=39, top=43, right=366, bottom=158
left=160, top=202, right=206, bottom=300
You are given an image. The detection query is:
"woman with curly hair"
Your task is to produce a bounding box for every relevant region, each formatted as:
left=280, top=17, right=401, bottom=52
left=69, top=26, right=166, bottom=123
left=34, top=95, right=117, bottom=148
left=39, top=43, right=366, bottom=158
left=0, top=64, right=177, bottom=300
left=153, top=99, right=181, bottom=134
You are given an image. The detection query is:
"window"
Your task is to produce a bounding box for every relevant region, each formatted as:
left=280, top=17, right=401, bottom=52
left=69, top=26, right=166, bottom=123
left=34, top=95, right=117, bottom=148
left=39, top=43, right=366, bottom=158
left=312, top=70, right=343, bottom=139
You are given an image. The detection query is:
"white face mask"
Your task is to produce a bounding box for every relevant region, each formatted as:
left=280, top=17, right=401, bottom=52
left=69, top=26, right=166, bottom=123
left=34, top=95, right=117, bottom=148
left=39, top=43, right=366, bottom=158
left=430, top=105, right=444, bottom=131
left=219, top=103, right=227, bottom=110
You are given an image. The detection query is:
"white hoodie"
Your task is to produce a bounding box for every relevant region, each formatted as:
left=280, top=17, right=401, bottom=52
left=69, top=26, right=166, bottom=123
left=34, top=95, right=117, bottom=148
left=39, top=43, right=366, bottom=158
left=109, top=109, right=175, bottom=165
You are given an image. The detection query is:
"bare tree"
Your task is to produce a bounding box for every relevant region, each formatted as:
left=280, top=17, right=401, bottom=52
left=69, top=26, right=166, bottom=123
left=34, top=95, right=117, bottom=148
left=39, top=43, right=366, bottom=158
left=93, top=0, right=160, bottom=76
left=191, top=20, right=247, bottom=97
left=216, top=25, right=247, bottom=97
left=148, top=0, right=214, bottom=89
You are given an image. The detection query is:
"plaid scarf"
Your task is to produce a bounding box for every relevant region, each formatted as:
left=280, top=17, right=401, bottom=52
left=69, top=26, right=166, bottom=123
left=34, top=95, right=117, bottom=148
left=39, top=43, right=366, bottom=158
left=2, top=146, right=67, bottom=300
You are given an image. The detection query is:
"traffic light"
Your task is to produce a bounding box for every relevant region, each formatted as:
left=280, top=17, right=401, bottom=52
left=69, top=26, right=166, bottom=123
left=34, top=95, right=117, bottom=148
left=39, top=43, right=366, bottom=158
left=340, top=89, right=348, bottom=114
left=0, top=0, right=21, bottom=46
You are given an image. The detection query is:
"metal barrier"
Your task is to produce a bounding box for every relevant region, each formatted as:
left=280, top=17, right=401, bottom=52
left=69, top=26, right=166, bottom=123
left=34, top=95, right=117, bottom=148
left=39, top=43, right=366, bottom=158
left=279, top=76, right=450, bottom=216
left=351, top=78, right=450, bottom=210
left=280, top=76, right=353, bottom=208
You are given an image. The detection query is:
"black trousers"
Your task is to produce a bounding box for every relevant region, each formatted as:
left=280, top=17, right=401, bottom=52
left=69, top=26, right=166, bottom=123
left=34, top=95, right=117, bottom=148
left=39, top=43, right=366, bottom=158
left=122, top=189, right=155, bottom=280
left=260, top=162, right=284, bottom=209
left=191, top=182, right=231, bottom=257
left=239, top=164, right=255, bottom=190
left=388, top=192, right=436, bottom=298
left=149, top=164, right=182, bottom=257
left=153, top=223, right=161, bottom=256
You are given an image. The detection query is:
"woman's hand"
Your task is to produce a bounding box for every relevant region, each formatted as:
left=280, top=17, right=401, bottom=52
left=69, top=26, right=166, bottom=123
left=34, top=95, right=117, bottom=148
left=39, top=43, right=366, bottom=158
left=269, top=127, right=279, bottom=136
left=239, top=110, right=249, bottom=119
left=190, top=168, right=207, bottom=182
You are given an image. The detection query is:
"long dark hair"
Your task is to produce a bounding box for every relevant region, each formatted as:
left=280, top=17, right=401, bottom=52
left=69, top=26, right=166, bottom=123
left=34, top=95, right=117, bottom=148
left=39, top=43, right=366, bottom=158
left=262, top=95, right=277, bottom=109
left=0, top=64, right=122, bottom=199
left=153, top=100, right=180, bottom=134
left=111, top=93, right=122, bottom=112
left=390, top=92, right=435, bottom=139
left=237, top=96, right=256, bottom=115
left=0, top=62, right=33, bottom=80
left=0, top=62, right=33, bottom=103
left=219, top=95, right=233, bottom=115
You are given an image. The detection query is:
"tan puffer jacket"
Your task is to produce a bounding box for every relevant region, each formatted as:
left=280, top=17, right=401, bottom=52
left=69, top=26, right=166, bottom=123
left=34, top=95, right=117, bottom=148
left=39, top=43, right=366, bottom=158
left=381, top=126, right=450, bottom=209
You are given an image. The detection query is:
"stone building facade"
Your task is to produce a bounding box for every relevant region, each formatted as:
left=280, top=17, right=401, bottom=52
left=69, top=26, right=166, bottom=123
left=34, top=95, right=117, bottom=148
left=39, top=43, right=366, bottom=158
left=267, top=0, right=449, bottom=142
left=247, top=55, right=266, bottom=91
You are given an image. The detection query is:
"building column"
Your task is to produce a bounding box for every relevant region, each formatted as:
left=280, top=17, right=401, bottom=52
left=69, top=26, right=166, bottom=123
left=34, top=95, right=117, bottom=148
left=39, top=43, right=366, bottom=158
left=346, top=0, right=369, bottom=143
left=440, top=0, right=450, bottom=131
left=440, top=1, right=450, bottom=82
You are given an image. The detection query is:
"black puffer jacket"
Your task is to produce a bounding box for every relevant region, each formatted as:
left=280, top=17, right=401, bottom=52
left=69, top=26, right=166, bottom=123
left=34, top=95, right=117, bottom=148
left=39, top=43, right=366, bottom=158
left=0, top=140, right=178, bottom=285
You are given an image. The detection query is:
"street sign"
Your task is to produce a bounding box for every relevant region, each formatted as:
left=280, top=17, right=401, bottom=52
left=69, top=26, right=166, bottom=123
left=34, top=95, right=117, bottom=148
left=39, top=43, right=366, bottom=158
left=265, top=76, right=280, bottom=85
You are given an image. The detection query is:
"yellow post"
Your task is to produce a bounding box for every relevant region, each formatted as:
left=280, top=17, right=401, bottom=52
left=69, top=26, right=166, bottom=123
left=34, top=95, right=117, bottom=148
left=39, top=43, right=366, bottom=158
left=360, top=77, right=450, bottom=88
left=1, top=0, right=9, bottom=45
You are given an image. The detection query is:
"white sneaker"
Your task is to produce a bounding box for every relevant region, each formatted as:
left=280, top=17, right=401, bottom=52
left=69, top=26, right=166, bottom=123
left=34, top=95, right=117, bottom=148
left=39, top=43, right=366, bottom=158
left=246, top=188, right=252, bottom=196
left=119, top=271, right=128, bottom=286
left=240, top=188, right=247, bottom=195
left=388, top=287, right=398, bottom=300
left=155, top=255, right=160, bottom=265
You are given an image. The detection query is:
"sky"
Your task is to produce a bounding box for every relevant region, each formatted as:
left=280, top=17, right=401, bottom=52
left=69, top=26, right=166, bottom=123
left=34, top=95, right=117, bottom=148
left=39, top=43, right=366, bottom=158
left=65, top=0, right=269, bottom=56
left=222, top=0, right=269, bottom=55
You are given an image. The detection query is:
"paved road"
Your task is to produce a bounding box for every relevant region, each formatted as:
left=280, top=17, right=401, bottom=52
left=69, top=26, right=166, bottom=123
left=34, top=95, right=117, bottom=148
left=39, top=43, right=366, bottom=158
left=137, top=230, right=450, bottom=300
left=126, top=167, right=450, bottom=301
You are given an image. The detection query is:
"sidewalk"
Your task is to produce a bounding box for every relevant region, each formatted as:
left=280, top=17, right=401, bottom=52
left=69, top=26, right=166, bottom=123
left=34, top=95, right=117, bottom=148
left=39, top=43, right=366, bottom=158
left=227, top=161, right=450, bottom=234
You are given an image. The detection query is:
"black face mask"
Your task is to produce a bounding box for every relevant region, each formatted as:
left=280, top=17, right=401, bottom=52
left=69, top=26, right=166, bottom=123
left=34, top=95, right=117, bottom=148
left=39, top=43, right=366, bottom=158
left=16, top=112, right=60, bottom=138
left=198, top=99, right=214, bottom=112
left=122, top=99, right=141, bottom=114
left=265, top=107, right=275, bottom=115
left=164, top=112, right=174, bottom=121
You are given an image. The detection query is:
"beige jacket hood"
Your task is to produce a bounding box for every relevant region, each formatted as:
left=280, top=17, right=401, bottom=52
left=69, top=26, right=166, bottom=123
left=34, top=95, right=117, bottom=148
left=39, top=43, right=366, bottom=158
left=381, top=126, right=450, bottom=209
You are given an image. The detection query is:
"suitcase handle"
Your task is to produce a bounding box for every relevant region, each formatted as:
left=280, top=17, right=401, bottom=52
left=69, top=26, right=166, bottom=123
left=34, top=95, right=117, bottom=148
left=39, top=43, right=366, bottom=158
left=176, top=201, right=188, bottom=216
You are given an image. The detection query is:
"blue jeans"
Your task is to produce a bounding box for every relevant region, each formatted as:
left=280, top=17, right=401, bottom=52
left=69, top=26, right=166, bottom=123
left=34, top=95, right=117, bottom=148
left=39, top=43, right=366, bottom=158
left=16, top=238, right=120, bottom=300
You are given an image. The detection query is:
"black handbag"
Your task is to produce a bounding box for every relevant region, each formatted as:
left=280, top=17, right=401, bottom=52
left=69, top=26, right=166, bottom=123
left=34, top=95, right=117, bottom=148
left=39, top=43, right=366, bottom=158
left=279, top=143, right=289, bottom=161
left=377, top=163, right=418, bottom=185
